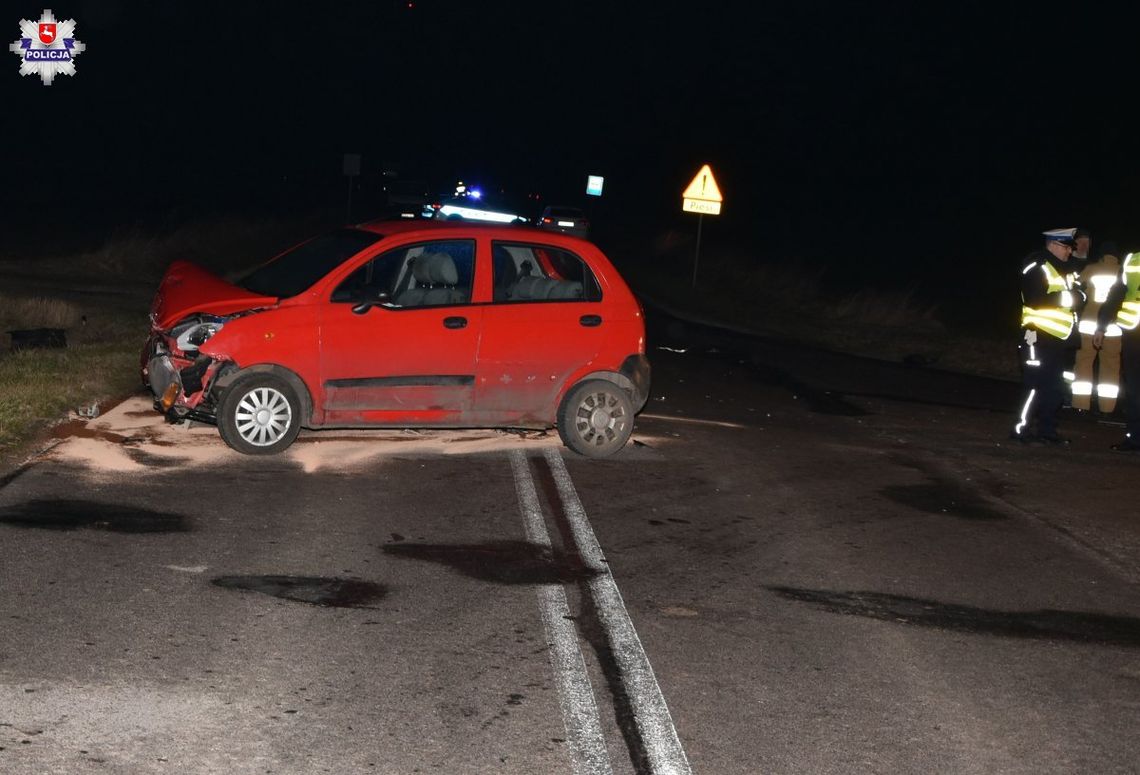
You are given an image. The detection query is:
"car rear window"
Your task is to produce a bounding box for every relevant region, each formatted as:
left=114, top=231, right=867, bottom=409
left=547, top=207, right=584, bottom=219
left=491, top=242, right=601, bottom=302
left=239, top=229, right=381, bottom=298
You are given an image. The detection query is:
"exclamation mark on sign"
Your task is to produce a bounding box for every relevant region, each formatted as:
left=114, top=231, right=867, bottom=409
left=701, top=174, right=707, bottom=197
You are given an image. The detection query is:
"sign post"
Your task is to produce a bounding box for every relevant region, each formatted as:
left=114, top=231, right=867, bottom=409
left=681, top=164, right=723, bottom=288
left=693, top=214, right=704, bottom=289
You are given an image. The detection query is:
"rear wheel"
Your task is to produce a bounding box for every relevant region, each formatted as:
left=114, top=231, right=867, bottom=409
left=217, top=373, right=301, bottom=455
left=557, top=380, right=634, bottom=458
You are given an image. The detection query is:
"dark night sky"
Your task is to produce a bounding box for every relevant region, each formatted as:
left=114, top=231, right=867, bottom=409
left=5, top=1, right=1140, bottom=304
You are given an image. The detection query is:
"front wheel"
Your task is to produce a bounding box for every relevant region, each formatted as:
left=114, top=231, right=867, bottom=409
left=557, top=380, right=634, bottom=458
left=217, top=373, right=302, bottom=455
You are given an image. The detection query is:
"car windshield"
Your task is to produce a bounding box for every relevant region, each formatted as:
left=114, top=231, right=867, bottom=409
left=239, top=229, right=382, bottom=298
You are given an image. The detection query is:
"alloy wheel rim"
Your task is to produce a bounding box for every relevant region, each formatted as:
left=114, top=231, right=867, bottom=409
left=574, top=389, right=628, bottom=449
left=235, top=387, right=292, bottom=447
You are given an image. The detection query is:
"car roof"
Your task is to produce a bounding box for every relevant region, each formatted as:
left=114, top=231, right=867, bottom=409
left=353, top=219, right=592, bottom=245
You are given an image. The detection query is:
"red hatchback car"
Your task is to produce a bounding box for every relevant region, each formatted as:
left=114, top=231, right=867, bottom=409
left=141, top=220, right=649, bottom=457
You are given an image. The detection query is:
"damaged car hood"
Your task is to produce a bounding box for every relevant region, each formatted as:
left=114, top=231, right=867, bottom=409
left=151, top=260, right=277, bottom=329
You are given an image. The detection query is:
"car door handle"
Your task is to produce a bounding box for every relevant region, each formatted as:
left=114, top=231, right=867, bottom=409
left=579, top=315, right=602, bottom=327
left=443, top=316, right=468, bottom=329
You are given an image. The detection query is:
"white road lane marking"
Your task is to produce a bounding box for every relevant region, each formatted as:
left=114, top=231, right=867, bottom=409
left=638, top=413, right=748, bottom=429
left=543, top=448, right=693, bottom=775
left=510, top=450, right=613, bottom=775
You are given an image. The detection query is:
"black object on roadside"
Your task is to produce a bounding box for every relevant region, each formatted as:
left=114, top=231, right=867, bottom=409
left=7, top=328, right=67, bottom=350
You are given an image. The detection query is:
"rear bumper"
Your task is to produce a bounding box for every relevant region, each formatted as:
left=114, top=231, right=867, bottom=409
left=621, top=354, right=651, bottom=412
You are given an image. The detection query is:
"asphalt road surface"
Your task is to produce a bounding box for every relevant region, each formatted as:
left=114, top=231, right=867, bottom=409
left=1, top=311, right=1138, bottom=774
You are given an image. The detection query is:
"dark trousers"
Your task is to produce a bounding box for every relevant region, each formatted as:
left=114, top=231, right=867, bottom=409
left=1014, top=343, right=1067, bottom=437
left=1063, top=347, right=1077, bottom=406
left=1123, top=332, right=1140, bottom=440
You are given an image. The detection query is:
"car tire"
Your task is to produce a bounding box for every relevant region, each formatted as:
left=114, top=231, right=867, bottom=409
left=217, top=373, right=302, bottom=455
left=557, top=379, right=634, bottom=458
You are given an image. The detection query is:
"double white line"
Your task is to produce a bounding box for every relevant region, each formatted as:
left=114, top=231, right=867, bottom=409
left=510, top=448, right=692, bottom=775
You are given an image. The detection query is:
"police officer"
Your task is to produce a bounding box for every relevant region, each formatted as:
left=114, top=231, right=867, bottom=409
left=1093, top=249, right=1140, bottom=451
left=1011, top=228, right=1084, bottom=444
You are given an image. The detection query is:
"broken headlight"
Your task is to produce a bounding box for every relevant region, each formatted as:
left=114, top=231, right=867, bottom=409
left=171, top=316, right=226, bottom=353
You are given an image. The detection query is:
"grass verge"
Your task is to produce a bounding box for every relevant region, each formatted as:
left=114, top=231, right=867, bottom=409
left=0, top=342, right=142, bottom=447
left=0, top=291, right=147, bottom=467
left=0, top=215, right=322, bottom=470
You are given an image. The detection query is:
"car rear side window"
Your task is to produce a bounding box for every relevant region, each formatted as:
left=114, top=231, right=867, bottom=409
left=491, top=242, right=601, bottom=303
left=240, top=229, right=381, bottom=298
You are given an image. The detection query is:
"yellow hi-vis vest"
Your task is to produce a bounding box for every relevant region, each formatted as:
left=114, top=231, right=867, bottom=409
left=1117, top=252, right=1140, bottom=330
left=1021, top=260, right=1076, bottom=339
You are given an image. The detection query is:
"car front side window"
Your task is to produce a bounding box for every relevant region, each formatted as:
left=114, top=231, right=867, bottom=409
left=331, top=239, right=475, bottom=308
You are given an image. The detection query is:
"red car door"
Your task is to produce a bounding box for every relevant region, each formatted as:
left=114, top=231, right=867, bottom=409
left=474, top=241, right=604, bottom=424
left=317, top=239, right=483, bottom=426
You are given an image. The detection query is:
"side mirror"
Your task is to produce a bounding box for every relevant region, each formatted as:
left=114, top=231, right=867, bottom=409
left=351, top=289, right=390, bottom=315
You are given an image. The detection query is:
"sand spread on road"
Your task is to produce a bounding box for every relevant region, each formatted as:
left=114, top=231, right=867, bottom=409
left=45, top=396, right=578, bottom=474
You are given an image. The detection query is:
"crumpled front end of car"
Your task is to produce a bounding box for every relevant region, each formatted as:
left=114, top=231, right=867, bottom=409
left=141, top=313, right=237, bottom=423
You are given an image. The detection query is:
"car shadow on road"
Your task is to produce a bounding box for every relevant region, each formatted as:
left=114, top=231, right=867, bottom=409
left=0, top=498, right=190, bottom=533
left=211, top=575, right=388, bottom=608
left=769, top=586, right=1140, bottom=647
left=382, top=539, right=599, bottom=585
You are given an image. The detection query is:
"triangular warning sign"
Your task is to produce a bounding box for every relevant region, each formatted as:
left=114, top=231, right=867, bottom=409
left=681, top=164, right=723, bottom=202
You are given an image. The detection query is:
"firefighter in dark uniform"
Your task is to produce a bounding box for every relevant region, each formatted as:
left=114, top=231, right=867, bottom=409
left=1010, top=228, right=1084, bottom=444
left=1093, top=249, right=1140, bottom=451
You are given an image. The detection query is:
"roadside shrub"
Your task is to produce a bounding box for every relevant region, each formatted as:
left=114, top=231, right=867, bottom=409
left=0, top=295, right=83, bottom=332
left=65, top=216, right=324, bottom=280
left=619, top=228, right=1023, bottom=378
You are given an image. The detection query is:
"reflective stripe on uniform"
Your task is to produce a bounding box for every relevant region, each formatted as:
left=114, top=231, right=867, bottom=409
left=1021, top=261, right=1077, bottom=339
left=1118, top=254, right=1140, bottom=330
left=1119, top=301, right=1140, bottom=330
left=1089, top=273, right=1119, bottom=302
left=1025, top=342, right=1039, bottom=367
left=1015, top=389, right=1036, bottom=434
left=1022, top=306, right=1075, bottom=338
left=1076, top=320, right=1119, bottom=335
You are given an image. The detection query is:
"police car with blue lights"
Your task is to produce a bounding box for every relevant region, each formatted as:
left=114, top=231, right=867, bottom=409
left=422, top=182, right=530, bottom=225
